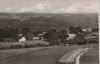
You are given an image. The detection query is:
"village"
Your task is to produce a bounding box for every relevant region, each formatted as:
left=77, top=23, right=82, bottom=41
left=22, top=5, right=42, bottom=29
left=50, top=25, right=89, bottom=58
left=0, top=25, right=98, bottom=49
left=0, top=0, right=99, bottom=64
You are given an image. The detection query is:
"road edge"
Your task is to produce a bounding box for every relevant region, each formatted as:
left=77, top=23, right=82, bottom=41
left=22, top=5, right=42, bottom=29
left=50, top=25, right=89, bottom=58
left=58, top=47, right=89, bottom=64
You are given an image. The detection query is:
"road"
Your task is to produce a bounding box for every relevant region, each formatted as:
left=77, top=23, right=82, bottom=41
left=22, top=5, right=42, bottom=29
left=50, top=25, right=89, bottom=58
left=0, top=45, right=84, bottom=64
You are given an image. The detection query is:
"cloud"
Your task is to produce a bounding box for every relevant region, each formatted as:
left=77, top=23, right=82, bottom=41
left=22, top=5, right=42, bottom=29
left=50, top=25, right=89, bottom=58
left=54, top=3, right=98, bottom=13
left=5, top=7, right=12, bottom=11
left=54, top=3, right=81, bottom=13
left=19, top=0, right=52, bottom=12
left=0, top=0, right=98, bottom=13
left=19, top=8, right=31, bottom=12
left=4, top=7, right=17, bottom=12
left=83, top=4, right=99, bottom=13
left=36, top=3, right=45, bottom=10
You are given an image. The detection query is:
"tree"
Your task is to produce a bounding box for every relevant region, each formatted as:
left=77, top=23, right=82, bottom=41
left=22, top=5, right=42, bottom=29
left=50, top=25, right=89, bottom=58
left=33, top=31, right=42, bottom=36
left=44, top=29, right=59, bottom=45
left=0, top=27, right=3, bottom=32
left=51, top=29, right=56, bottom=32
left=92, top=27, right=99, bottom=32
left=69, top=26, right=75, bottom=34
left=43, top=31, right=51, bottom=40
left=59, top=30, right=69, bottom=44
left=75, top=26, right=82, bottom=34
left=0, top=28, right=19, bottom=42
left=21, top=27, right=30, bottom=35
left=50, top=29, right=59, bottom=45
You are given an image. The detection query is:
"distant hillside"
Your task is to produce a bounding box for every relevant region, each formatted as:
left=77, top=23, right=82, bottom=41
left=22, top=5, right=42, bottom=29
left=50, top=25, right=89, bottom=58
left=0, top=13, right=98, bottom=31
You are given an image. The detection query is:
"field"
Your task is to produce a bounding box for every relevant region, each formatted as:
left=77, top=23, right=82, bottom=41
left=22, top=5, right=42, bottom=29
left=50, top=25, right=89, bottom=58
left=0, top=40, right=49, bottom=49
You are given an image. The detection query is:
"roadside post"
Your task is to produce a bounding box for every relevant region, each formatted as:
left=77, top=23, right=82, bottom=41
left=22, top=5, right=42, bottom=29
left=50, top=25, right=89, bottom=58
left=89, top=42, right=90, bottom=50
left=83, top=47, right=84, bottom=53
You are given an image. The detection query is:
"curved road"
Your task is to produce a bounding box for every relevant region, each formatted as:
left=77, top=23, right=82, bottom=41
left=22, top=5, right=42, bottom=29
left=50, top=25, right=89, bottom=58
left=1, top=46, right=83, bottom=64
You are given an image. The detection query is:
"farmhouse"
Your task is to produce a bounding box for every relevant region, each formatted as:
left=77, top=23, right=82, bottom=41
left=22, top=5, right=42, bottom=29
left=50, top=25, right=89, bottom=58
left=67, top=34, right=76, bottom=40
left=19, top=37, right=26, bottom=42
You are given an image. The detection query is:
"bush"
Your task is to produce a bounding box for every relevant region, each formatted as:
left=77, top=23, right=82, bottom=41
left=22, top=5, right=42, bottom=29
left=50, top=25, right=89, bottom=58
left=86, top=39, right=99, bottom=43
left=67, top=38, right=86, bottom=45
left=0, top=47, right=8, bottom=50
left=10, top=44, right=23, bottom=49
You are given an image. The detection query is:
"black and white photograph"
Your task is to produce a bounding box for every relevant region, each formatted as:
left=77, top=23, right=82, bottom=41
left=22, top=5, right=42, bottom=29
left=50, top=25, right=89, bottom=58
left=0, top=0, right=99, bottom=64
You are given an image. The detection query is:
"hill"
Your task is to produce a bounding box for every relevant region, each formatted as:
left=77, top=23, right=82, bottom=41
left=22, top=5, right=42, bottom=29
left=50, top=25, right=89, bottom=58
left=0, top=13, right=98, bottom=31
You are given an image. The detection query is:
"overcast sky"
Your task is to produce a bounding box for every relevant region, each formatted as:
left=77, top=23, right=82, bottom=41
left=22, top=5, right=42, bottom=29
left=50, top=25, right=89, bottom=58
left=0, top=0, right=98, bottom=13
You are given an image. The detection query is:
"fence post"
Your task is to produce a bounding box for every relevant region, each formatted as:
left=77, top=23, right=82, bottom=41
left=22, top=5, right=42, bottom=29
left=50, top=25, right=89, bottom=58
left=89, top=42, right=90, bottom=50
left=83, top=47, right=84, bottom=53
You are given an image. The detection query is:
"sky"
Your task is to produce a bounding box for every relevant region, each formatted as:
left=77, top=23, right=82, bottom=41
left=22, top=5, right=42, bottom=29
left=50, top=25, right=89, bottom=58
left=0, top=0, right=98, bottom=13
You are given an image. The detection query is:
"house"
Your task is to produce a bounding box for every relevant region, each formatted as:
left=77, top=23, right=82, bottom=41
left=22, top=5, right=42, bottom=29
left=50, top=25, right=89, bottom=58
left=67, top=34, right=76, bottom=40
left=19, top=37, right=26, bottom=42
left=82, top=28, right=92, bottom=32
left=87, top=28, right=92, bottom=32
left=18, top=34, right=23, bottom=37
left=83, top=29, right=87, bottom=32
left=33, top=37, right=40, bottom=40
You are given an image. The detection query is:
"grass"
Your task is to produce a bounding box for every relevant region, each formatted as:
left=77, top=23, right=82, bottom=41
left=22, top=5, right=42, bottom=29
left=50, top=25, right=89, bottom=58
left=80, top=44, right=99, bottom=64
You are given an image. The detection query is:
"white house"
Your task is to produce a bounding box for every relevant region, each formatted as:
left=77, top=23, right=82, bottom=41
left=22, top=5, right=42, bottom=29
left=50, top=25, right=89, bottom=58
left=19, top=37, right=26, bottom=42
left=83, top=29, right=87, bottom=32
left=67, top=34, right=76, bottom=40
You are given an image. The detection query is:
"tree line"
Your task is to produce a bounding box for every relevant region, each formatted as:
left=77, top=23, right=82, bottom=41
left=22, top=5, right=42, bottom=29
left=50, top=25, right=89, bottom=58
left=0, top=25, right=98, bottom=43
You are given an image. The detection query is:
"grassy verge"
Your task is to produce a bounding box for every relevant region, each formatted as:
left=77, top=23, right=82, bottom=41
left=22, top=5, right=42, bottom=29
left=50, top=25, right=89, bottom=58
left=80, top=44, right=99, bottom=64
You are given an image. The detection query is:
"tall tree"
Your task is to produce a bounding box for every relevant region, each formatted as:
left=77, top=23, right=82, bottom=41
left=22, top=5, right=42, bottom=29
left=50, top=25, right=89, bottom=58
left=75, top=26, right=82, bottom=34
left=69, top=26, right=75, bottom=34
